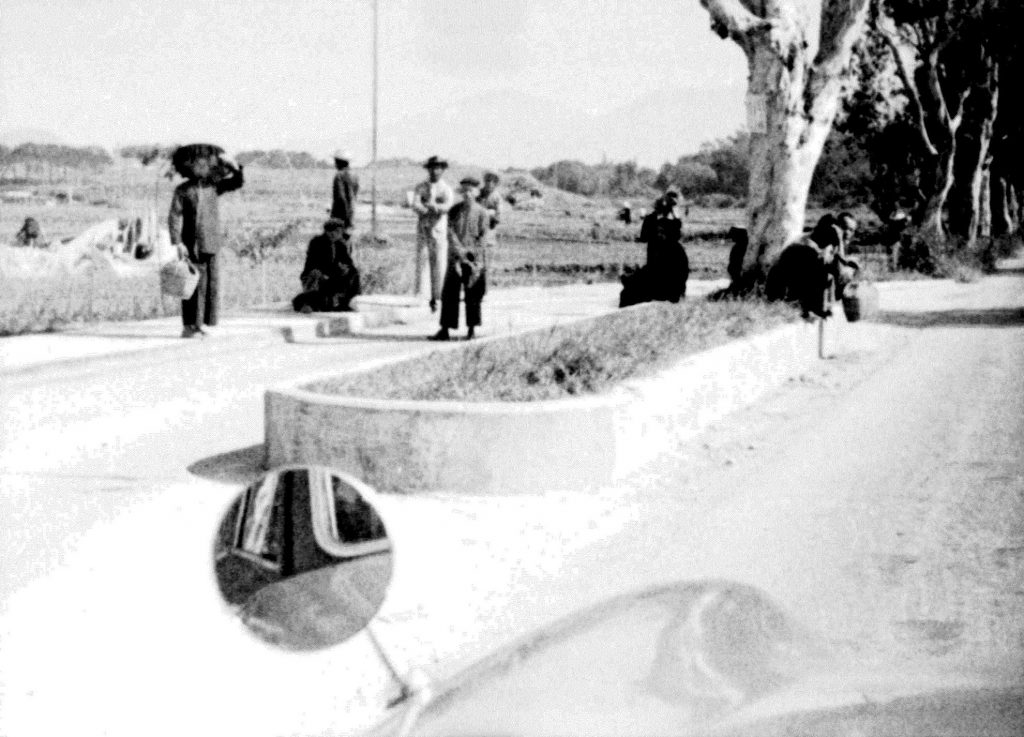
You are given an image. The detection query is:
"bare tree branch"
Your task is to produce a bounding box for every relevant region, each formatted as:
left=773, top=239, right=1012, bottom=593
left=805, top=0, right=871, bottom=122
left=814, top=0, right=871, bottom=73
left=698, top=0, right=771, bottom=46
left=876, top=11, right=940, bottom=156
left=922, top=47, right=955, bottom=134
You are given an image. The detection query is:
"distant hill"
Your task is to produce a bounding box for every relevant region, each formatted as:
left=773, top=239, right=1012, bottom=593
left=0, top=127, right=66, bottom=146
left=291, top=85, right=746, bottom=169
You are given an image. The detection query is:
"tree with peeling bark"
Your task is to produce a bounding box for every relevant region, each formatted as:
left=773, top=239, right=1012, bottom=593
left=697, top=0, right=871, bottom=288
left=950, top=0, right=1021, bottom=246
left=874, top=0, right=1003, bottom=248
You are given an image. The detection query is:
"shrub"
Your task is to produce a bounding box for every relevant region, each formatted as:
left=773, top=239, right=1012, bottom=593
left=0, top=272, right=173, bottom=336
left=304, top=298, right=797, bottom=402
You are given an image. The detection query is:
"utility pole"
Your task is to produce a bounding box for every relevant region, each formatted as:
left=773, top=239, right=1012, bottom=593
left=371, top=0, right=379, bottom=238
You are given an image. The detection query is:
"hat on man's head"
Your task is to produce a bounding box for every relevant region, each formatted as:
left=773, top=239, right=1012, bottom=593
left=324, top=218, right=348, bottom=231
left=423, top=155, right=448, bottom=169
left=333, top=149, right=351, bottom=161
left=663, top=189, right=681, bottom=201
left=459, top=176, right=481, bottom=187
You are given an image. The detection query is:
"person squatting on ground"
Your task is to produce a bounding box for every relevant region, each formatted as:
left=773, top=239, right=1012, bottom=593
left=832, top=211, right=861, bottom=299
left=620, top=190, right=689, bottom=307
left=431, top=176, right=490, bottom=341
left=330, top=150, right=359, bottom=230
left=292, top=218, right=361, bottom=313
left=765, top=216, right=844, bottom=319
left=168, top=145, right=244, bottom=338
left=14, top=217, right=46, bottom=248
left=411, top=155, right=454, bottom=313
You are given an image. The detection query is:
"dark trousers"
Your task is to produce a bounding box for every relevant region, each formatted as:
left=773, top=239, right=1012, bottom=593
left=181, top=252, right=218, bottom=327
left=440, top=262, right=486, bottom=329
left=292, top=266, right=361, bottom=312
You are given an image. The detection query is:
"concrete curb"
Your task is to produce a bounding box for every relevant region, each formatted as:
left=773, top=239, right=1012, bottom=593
left=264, top=320, right=819, bottom=495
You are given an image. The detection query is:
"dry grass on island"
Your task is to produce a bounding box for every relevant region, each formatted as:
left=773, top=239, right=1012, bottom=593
left=303, top=298, right=797, bottom=402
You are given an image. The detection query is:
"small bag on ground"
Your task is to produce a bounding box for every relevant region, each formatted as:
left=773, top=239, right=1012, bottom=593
left=841, top=280, right=879, bottom=322
left=160, top=257, right=200, bottom=299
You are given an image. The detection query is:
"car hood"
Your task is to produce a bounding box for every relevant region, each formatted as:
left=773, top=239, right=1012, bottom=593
left=364, top=580, right=1022, bottom=737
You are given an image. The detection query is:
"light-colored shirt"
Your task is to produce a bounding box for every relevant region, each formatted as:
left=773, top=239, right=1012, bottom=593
left=411, top=179, right=454, bottom=233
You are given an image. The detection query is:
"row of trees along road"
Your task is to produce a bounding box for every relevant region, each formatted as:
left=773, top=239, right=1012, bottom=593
left=697, top=0, right=1021, bottom=285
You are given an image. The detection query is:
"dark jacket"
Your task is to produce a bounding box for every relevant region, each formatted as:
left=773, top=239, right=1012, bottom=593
left=447, top=199, right=490, bottom=266
left=639, top=211, right=689, bottom=302
left=168, top=166, right=244, bottom=256
left=301, top=233, right=353, bottom=283
left=331, top=169, right=360, bottom=226
left=766, top=242, right=833, bottom=318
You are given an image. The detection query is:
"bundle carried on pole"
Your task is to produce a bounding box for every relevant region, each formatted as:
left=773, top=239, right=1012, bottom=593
left=170, top=143, right=226, bottom=180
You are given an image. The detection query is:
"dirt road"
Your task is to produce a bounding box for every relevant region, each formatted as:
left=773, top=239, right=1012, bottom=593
left=527, top=270, right=1024, bottom=684
left=1, top=271, right=1022, bottom=736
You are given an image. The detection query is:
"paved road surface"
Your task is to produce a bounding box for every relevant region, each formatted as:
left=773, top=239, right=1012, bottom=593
left=1, top=272, right=1021, bottom=736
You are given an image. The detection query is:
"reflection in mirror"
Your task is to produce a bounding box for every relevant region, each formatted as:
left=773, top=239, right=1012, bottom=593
left=213, top=466, right=393, bottom=651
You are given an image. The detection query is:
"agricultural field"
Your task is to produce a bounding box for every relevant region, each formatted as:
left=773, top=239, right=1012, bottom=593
left=0, top=161, right=890, bottom=335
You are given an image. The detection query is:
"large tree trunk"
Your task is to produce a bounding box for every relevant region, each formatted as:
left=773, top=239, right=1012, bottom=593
left=699, top=0, right=871, bottom=287
left=990, top=176, right=1012, bottom=236
left=977, top=169, right=992, bottom=241
left=947, top=71, right=999, bottom=247
left=744, top=46, right=839, bottom=276
left=919, top=145, right=956, bottom=244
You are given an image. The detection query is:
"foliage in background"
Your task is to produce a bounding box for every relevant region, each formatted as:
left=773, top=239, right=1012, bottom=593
left=116, top=144, right=178, bottom=168
left=1, top=143, right=113, bottom=180
left=530, top=159, right=658, bottom=198
left=236, top=150, right=332, bottom=169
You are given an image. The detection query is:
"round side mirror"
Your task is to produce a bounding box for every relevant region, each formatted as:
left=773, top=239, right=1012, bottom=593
left=212, top=466, right=393, bottom=651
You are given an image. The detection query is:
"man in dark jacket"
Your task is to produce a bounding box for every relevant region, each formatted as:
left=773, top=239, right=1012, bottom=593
left=431, top=177, right=490, bottom=341
left=292, top=219, right=361, bottom=312
left=330, top=150, right=359, bottom=233
left=168, top=146, right=244, bottom=338
left=765, top=218, right=841, bottom=319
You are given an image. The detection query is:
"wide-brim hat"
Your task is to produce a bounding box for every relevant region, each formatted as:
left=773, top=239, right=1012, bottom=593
left=423, top=155, right=448, bottom=169
left=459, top=176, right=481, bottom=187
left=333, top=149, right=351, bottom=162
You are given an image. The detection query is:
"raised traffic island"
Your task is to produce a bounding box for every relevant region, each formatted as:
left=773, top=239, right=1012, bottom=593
left=265, top=301, right=816, bottom=494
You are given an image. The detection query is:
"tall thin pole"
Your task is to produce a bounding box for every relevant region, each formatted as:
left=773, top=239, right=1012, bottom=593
left=371, top=0, right=379, bottom=238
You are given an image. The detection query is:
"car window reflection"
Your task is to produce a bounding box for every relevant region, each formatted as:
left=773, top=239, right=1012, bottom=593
left=330, top=474, right=387, bottom=544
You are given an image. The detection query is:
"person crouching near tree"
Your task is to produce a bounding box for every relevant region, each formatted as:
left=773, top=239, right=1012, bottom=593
left=292, top=218, right=361, bottom=313
left=168, top=146, right=244, bottom=338
left=431, top=176, right=490, bottom=341
left=765, top=217, right=842, bottom=320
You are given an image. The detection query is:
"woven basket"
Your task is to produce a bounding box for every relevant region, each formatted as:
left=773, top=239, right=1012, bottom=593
left=841, top=281, right=879, bottom=322
left=160, top=258, right=200, bottom=299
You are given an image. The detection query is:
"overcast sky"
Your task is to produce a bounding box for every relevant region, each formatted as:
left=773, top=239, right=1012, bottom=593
left=0, top=0, right=748, bottom=167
